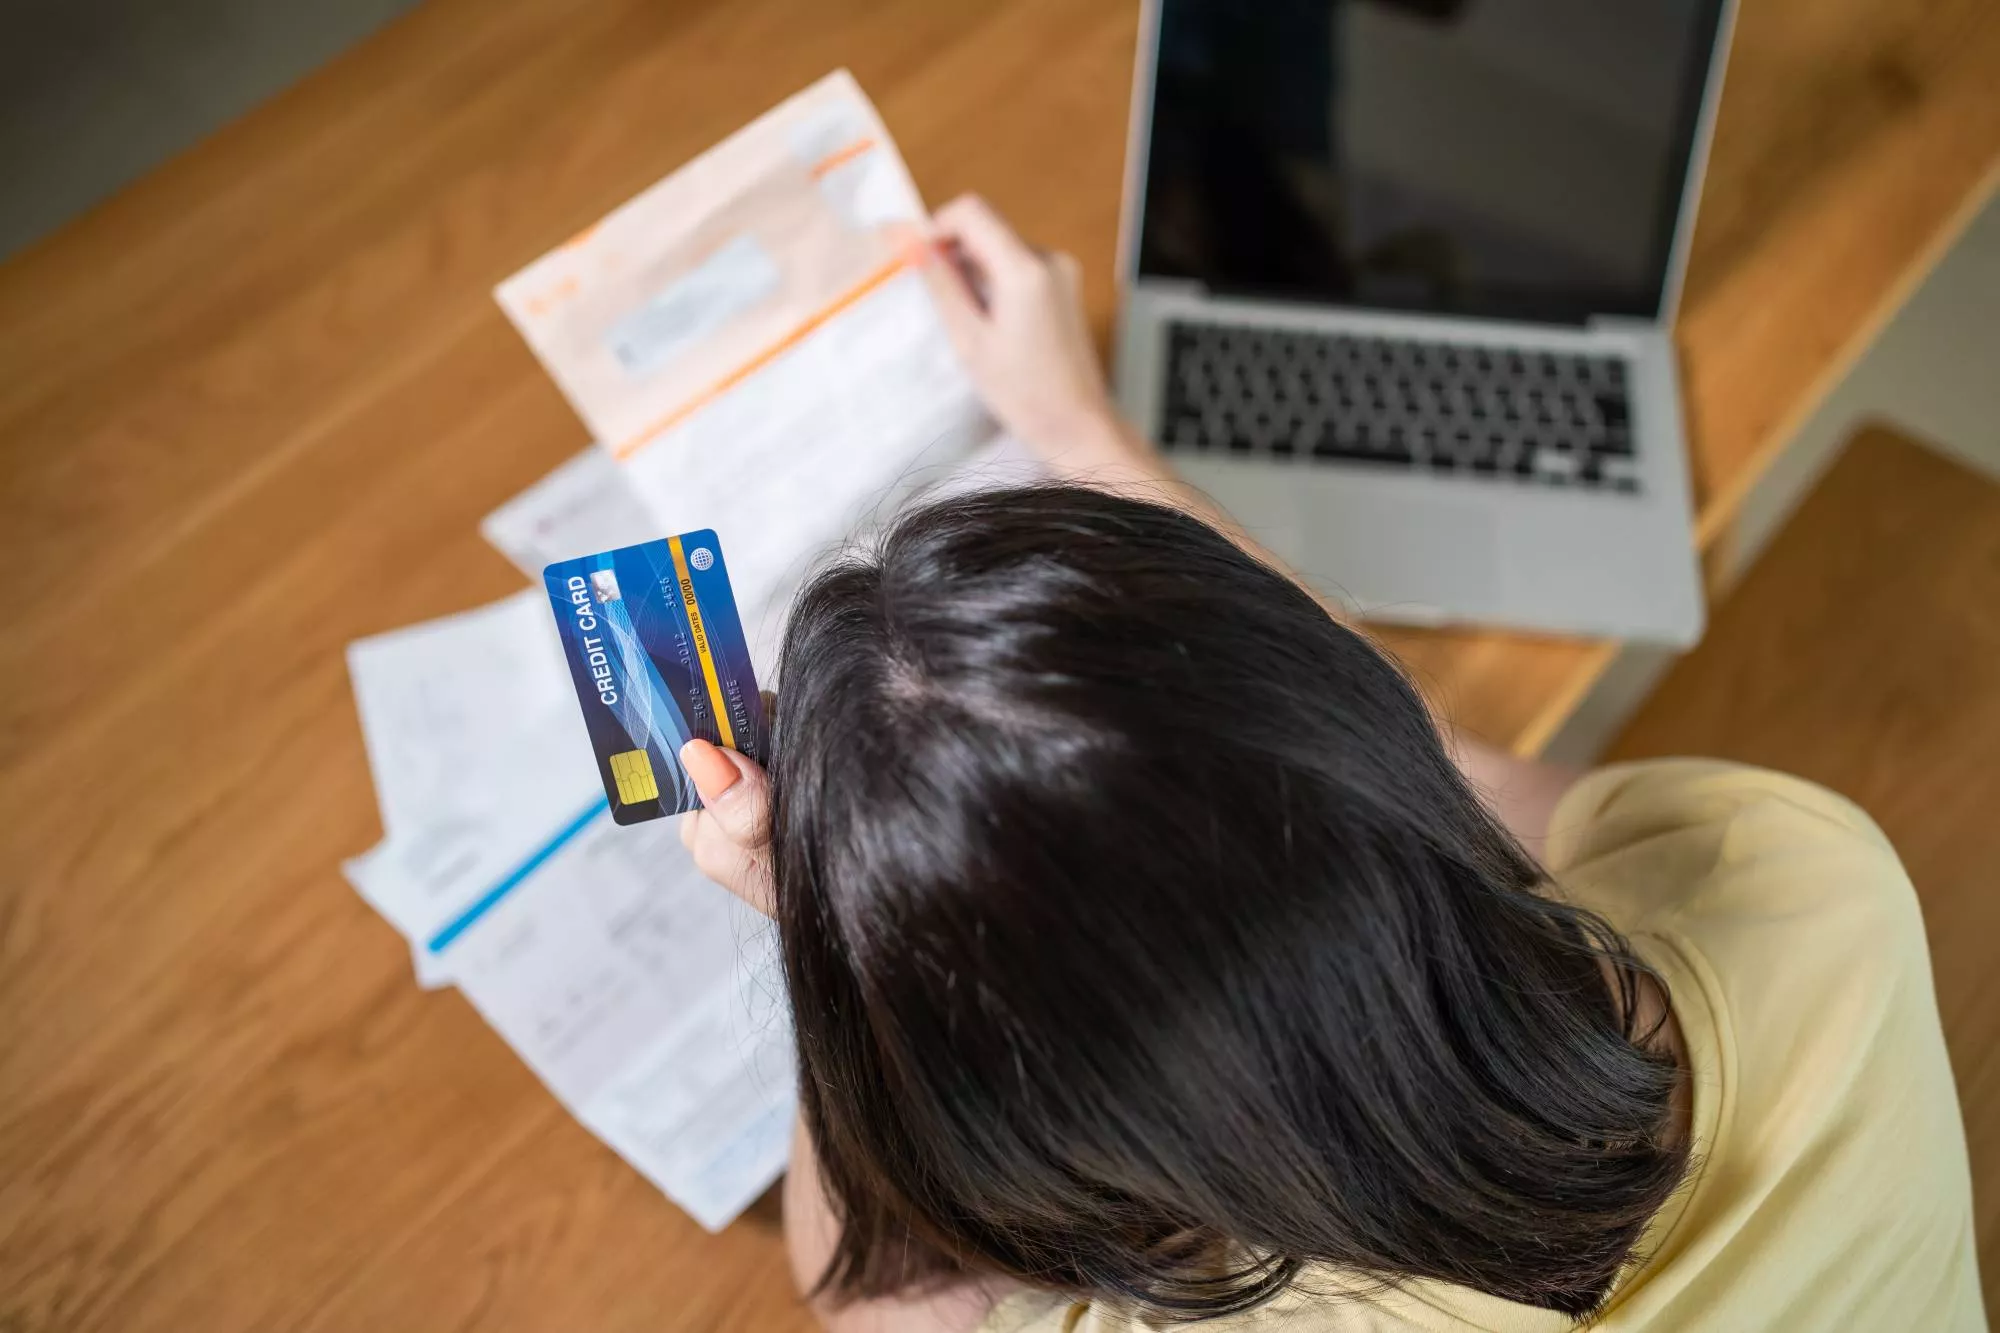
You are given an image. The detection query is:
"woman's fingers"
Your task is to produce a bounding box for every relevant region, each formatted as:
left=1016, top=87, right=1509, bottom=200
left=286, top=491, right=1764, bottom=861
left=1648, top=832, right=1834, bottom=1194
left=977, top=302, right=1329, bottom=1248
left=924, top=196, right=1066, bottom=360
left=677, top=740, right=776, bottom=915
left=679, top=809, right=775, bottom=915
left=680, top=739, right=771, bottom=847
left=933, top=193, right=1038, bottom=285
left=920, top=193, right=1130, bottom=469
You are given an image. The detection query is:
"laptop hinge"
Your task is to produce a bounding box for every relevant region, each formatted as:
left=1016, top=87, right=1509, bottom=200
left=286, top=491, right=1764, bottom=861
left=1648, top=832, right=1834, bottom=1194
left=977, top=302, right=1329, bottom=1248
left=1128, top=275, right=1207, bottom=299
left=1587, top=314, right=1662, bottom=335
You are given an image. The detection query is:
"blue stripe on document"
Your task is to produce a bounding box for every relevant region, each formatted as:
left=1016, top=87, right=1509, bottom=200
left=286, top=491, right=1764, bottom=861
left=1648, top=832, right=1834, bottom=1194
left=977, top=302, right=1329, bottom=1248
left=426, top=795, right=612, bottom=954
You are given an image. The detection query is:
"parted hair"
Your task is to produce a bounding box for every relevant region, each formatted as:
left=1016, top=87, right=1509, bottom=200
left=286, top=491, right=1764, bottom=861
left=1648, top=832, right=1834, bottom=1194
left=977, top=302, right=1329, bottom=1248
left=768, top=485, right=1686, bottom=1320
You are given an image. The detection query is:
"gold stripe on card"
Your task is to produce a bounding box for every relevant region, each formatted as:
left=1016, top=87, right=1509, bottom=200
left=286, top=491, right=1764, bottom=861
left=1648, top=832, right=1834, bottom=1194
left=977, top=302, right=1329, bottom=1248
left=667, top=536, right=737, bottom=750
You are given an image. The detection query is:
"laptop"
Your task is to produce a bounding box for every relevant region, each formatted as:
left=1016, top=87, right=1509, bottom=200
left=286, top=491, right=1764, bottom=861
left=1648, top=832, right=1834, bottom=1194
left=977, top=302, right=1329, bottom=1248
left=1113, top=0, right=1736, bottom=645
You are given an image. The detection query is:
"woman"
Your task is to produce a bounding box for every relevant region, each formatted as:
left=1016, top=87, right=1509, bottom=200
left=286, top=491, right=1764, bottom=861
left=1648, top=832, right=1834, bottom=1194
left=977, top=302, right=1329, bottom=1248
left=678, top=197, right=1984, bottom=1331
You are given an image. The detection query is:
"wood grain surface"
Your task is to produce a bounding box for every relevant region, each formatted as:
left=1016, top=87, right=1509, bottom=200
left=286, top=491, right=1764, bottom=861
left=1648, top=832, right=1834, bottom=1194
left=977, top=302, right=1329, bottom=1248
left=1610, top=424, right=2000, bottom=1316
left=1, top=1, right=1997, bottom=1328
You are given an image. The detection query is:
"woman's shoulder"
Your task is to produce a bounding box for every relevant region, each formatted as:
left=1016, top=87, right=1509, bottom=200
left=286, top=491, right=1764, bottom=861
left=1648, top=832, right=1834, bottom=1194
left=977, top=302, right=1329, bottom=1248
left=1542, top=767, right=1979, bottom=1329
left=1548, top=759, right=1893, bottom=863
left=1544, top=758, right=1920, bottom=950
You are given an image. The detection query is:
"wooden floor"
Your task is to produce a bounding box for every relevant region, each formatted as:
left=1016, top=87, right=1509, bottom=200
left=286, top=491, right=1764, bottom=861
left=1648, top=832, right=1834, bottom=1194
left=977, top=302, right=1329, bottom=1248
left=1610, top=424, right=2000, bottom=1317
left=3, top=0, right=1999, bottom=1329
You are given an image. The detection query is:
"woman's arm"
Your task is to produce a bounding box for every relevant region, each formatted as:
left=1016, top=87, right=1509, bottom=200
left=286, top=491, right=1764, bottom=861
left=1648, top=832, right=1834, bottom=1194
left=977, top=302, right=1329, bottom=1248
left=676, top=743, right=1001, bottom=1333
left=920, top=196, right=1582, bottom=854
left=783, top=1113, right=1003, bottom=1333
left=916, top=198, right=1266, bottom=550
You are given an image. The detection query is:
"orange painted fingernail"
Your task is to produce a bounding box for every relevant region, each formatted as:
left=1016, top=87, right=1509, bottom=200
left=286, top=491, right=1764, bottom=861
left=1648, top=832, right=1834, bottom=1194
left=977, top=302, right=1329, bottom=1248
left=680, top=740, right=741, bottom=801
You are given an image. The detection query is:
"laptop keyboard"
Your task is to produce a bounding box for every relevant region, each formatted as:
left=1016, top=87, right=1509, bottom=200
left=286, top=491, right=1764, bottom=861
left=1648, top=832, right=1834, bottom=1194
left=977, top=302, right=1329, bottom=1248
left=1159, top=321, right=1640, bottom=493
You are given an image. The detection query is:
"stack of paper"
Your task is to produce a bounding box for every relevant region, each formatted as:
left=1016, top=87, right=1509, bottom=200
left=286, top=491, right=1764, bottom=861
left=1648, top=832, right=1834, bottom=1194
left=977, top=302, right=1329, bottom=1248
left=345, top=515, right=796, bottom=1232
left=342, top=70, right=1039, bottom=1231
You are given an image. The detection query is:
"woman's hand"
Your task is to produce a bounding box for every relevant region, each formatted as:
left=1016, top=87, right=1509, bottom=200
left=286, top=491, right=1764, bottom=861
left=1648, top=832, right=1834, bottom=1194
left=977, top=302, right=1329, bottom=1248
left=677, top=739, right=774, bottom=916
left=921, top=194, right=1153, bottom=480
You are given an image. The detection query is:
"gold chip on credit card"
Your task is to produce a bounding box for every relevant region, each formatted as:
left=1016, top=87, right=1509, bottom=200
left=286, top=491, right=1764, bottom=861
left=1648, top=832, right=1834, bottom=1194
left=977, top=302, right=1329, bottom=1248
left=608, top=749, right=660, bottom=805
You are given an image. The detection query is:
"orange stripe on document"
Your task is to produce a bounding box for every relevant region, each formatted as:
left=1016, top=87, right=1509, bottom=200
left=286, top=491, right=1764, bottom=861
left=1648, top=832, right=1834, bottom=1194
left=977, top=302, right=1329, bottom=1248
left=610, top=252, right=913, bottom=461
left=809, top=137, right=877, bottom=178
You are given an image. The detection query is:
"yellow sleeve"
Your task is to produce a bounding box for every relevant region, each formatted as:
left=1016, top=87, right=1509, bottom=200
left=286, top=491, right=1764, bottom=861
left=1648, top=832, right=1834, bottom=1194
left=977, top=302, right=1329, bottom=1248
left=1543, top=757, right=1931, bottom=997
left=1546, top=758, right=1893, bottom=876
left=1541, top=760, right=1981, bottom=1329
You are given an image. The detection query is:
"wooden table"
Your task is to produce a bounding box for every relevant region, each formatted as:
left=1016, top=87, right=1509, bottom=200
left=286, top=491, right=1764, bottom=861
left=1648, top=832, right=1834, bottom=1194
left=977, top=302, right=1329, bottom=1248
left=2, top=1, right=1996, bottom=1329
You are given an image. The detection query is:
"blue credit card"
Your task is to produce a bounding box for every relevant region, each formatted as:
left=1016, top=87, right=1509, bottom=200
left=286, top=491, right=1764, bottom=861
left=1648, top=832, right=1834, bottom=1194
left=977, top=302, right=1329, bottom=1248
left=543, top=532, right=766, bottom=824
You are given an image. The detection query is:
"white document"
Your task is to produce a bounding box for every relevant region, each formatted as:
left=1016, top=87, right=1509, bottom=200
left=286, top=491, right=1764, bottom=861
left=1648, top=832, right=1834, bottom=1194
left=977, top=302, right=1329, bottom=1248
left=344, top=780, right=605, bottom=980
left=346, top=591, right=588, bottom=837
left=480, top=447, right=661, bottom=578
left=345, top=591, right=604, bottom=986
left=442, top=809, right=794, bottom=1230
left=344, top=592, right=796, bottom=1226
left=494, top=69, right=996, bottom=626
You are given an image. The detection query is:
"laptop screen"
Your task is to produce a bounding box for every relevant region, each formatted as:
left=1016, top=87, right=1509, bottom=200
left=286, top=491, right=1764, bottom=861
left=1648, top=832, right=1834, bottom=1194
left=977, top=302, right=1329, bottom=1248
left=1136, top=0, right=1727, bottom=324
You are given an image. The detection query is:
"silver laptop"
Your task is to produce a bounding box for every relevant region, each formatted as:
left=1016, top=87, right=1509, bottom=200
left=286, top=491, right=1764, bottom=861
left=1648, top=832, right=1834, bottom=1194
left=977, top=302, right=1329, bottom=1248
left=1113, top=0, right=1736, bottom=645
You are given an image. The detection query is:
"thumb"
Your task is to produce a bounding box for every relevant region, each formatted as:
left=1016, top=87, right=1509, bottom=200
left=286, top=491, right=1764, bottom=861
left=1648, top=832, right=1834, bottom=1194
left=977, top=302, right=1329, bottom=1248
left=679, top=739, right=770, bottom=846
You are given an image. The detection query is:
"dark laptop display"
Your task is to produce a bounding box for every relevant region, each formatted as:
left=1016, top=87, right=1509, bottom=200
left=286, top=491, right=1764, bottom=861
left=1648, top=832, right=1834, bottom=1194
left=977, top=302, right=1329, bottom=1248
left=1137, top=0, right=1728, bottom=324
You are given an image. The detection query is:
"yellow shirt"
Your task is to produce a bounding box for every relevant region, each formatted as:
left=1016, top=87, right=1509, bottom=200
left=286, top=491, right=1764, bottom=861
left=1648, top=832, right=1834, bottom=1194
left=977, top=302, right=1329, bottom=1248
left=984, top=761, right=1985, bottom=1333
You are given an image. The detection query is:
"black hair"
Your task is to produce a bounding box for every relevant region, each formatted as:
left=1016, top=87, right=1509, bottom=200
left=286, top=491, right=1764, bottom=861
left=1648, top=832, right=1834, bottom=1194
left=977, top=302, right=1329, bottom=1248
left=769, top=485, right=1687, bottom=1321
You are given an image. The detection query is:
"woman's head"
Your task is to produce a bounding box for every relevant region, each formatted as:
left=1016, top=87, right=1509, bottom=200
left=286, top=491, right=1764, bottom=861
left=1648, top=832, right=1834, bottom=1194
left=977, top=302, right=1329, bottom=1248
left=770, top=485, right=1685, bottom=1319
